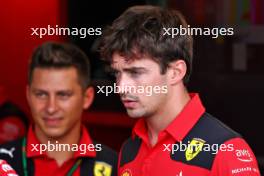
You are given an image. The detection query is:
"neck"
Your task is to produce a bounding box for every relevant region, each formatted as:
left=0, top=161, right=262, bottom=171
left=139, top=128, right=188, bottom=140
left=34, top=122, right=81, bottom=166
left=146, top=86, right=190, bottom=147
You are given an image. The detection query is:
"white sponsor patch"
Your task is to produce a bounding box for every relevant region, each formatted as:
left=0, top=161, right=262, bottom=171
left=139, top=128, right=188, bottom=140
left=235, top=149, right=253, bottom=162
left=231, top=166, right=259, bottom=174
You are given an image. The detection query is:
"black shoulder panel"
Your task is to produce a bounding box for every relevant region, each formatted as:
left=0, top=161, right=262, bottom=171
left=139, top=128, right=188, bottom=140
left=171, top=113, right=241, bottom=170
left=119, top=136, right=142, bottom=167
left=0, top=138, right=23, bottom=173
left=80, top=142, right=118, bottom=176
left=0, top=138, right=34, bottom=176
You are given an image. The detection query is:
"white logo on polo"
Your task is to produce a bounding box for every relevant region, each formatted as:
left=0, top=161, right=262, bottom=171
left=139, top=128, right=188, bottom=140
left=0, top=147, right=15, bottom=158
left=1, top=163, right=13, bottom=172
left=176, top=171, right=183, bottom=176
left=235, top=149, right=253, bottom=162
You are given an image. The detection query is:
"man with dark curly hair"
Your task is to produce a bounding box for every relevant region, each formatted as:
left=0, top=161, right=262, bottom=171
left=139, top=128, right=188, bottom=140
left=100, top=5, right=260, bottom=176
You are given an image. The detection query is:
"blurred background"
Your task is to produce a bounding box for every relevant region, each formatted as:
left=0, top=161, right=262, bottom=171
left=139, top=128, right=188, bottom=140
left=0, top=0, right=263, bottom=173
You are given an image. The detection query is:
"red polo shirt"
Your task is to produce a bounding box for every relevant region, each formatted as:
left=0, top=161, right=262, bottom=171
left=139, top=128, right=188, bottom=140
left=26, top=126, right=96, bottom=176
left=118, top=93, right=260, bottom=176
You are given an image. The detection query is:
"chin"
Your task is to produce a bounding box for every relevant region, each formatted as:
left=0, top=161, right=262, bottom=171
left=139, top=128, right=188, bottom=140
left=127, top=109, right=146, bottom=118
left=43, top=128, right=66, bottom=139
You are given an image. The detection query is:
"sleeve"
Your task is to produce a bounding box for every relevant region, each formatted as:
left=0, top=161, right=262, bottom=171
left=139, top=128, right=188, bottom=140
left=0, top=159, right=18, bottom=176
left=210, top=137, right=261, bottom=176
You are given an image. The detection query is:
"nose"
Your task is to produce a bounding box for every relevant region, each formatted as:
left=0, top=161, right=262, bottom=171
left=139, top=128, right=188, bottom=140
left=116, top=73, right=133, bottom=95
left=45, top=96, right=58, bottom=114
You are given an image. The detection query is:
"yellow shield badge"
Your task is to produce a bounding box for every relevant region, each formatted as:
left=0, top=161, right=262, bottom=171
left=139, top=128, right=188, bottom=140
left=185, top=138, right=206, bottom=161
left=94, top=161, right=112, bottom=176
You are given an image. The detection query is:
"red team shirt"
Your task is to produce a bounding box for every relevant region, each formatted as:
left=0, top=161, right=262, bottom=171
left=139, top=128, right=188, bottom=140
left=26, top=126, right=96, bottom=176
left=118, top=93, right=260, bottom=176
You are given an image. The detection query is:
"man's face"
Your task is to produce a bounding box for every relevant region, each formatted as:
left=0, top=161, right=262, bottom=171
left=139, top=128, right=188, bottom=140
left=27, top=67, right=93, bottom=139
left=111, top=53, right=169, bottom=118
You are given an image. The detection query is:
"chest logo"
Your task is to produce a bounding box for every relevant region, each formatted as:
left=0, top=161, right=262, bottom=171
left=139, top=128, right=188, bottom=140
left=121, top=169, right=132, bottom=176
left=185, top=138, right=205, bottom=161
left=176, top=171, right=183, bottom=176
left=0, top=147, right=15, bottom=158
left=94, top=161, right=112, bottom=176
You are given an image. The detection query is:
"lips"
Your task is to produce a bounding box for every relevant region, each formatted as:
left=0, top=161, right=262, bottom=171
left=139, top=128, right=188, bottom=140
left=43, top=117, right=63, bottom=126
left=122, top=99, right=138, bottom=108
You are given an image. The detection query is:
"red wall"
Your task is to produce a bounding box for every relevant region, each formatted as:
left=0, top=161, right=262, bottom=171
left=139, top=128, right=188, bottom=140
left=0, top=0, right=67, bottom=116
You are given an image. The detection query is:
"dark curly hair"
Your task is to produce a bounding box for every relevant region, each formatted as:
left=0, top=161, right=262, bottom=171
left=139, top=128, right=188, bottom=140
left=100, top=5, right=193, bottom=85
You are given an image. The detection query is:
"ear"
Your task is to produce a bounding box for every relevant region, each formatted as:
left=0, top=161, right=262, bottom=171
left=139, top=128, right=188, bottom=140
left=83, top=86, right=94, bottom=109
left=167, top=60, right=187, bottom=85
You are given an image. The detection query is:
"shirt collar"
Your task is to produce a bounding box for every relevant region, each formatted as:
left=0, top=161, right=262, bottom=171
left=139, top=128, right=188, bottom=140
left=133, top=93, right=205, bottom=143
left=26, top=125, right=96, bottom=158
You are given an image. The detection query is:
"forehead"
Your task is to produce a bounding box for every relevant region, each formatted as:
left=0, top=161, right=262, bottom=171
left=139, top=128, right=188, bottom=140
left=30, top=67, right=80, bottom=89
left=111, top=52, right=159, bottom=70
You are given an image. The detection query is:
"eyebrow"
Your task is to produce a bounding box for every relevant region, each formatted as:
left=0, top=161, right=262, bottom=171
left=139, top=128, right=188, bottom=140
left=123, top=67, right=148, bottom=72
left=110, top=66, right=148, bottom=73
left=31, top=88, right=47, bottom=93
left=31, top=88, right=72, bottom=94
